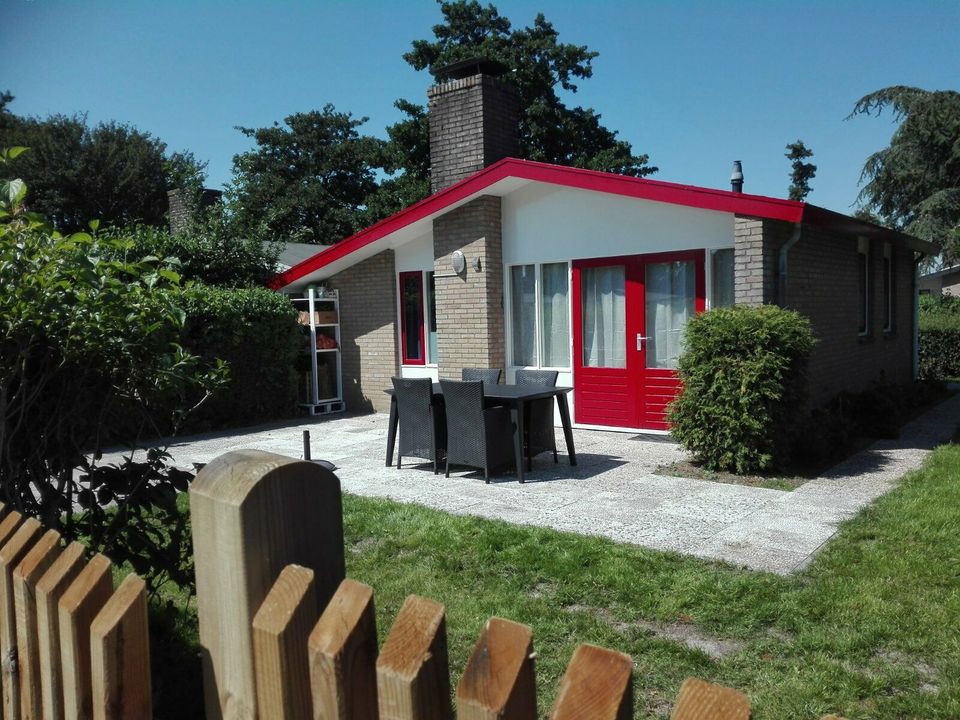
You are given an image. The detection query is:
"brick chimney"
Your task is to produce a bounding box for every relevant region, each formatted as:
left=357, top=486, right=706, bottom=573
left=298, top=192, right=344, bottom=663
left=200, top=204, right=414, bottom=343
left=427, top=58, right=519, bottom=193
left=167, top=188, right=223, bottom=233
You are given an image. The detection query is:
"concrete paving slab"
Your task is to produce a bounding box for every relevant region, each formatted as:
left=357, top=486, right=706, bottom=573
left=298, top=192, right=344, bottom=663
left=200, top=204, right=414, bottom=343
left=102, top=392, right=960, bottom=576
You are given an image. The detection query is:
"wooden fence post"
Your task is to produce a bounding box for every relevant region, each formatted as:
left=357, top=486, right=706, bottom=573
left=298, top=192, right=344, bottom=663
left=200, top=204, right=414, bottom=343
left=13, top=528, right=61, bottom=720
left=59, top=554, right=113, bottom=720
left=89, top=574, right=151, bottom=720
left=550, top=644, right=633, bottom=720
left=0, top=516, right=42, bottom=720
left=35, top=541, right=86, bottom=720
left=456, top=618, right=537, bottom=720
left=376, top=595, right=451, bottom=720
left=190, top=450, right=344, bottom=720
left=309, top=578, right=379, bottom=720
left=252, top=565, right=317, bottom=720
left=670, top=678, right=750, bottom=720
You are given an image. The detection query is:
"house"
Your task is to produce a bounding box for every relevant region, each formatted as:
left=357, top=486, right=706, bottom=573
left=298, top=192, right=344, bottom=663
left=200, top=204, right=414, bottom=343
left=270, top=61, right=935, bottom=432
left=919, top=265, right=960, bottom=296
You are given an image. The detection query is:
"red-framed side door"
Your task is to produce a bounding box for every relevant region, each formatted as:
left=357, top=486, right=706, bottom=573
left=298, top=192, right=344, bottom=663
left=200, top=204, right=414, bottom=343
left=572, top=250, right=705, bottom=431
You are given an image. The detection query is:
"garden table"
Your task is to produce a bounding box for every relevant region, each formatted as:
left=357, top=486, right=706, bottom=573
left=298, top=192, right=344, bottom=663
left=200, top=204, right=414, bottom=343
left=384, top=383, right=576, bottom=483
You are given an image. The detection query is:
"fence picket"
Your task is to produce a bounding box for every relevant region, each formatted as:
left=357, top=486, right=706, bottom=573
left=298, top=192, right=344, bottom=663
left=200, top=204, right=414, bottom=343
left=59, top=553, right=113, bottom=720
left=252, top=565, right=318, bottom=720
left=13, top=529, right=61, bottom=720
left=670, top=677, right=750, bottom=720
left=36, top=541, right=85, bottom=720
left=377, top=595, right=451, bottom=720
left=308, top=578, right=378, bottom=720
left=0, top=516, right=42, bottom=720
left=89, top=574, right=151, bottom=720
left=456, top=617, right=536, bottom=720
left=550, top=644, right=633, bottom=720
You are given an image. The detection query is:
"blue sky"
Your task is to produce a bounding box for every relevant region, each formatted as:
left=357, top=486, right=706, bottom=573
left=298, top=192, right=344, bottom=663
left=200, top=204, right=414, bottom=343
left=3, top=0, right=958, bottom=214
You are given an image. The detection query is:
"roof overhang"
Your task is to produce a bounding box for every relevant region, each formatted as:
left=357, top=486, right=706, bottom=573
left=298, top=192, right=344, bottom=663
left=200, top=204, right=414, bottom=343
left=269, top=157, right=935, bottom=290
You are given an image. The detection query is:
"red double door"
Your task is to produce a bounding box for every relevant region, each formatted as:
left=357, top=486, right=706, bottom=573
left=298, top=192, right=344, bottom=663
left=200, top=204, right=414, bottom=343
left=572, top=250, right=705, bottom=431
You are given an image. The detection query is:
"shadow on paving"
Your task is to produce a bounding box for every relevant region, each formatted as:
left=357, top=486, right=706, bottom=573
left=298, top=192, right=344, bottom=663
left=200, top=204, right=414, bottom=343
left=396, top=452, right=630, bottom=484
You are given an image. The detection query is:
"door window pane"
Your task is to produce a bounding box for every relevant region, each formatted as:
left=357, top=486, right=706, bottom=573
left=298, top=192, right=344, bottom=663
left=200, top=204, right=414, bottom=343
left=540, top=263, right=570, bottom=367
left=400, top=272, right=423, bottom=363
left=426, top=272, right=438, bottom=362
left=645, top=261, right=696, bottom=369
left=511, top=265, right=537, bottom=366
left=711, top=249, right=735, bottom=308
left=582, top=265, right=626, bottom=368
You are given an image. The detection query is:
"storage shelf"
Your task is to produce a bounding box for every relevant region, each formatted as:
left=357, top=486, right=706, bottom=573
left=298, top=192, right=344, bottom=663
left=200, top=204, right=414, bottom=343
left=292, top=288, right=344, bottom=416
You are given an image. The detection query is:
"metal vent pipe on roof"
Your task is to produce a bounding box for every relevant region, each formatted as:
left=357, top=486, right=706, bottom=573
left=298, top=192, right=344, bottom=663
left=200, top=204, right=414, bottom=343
left=731, top=161, right=744, bottom=193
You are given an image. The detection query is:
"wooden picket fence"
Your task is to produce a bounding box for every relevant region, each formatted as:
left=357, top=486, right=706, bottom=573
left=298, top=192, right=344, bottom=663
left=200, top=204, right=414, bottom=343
left=0, top=503, right=149, bottom=720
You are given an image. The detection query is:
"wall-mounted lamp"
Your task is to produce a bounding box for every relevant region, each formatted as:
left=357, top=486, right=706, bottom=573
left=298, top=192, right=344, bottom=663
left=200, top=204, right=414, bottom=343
left=451, top=250, right=466, bottom=274
left=472, top=256, right=482, bottom=272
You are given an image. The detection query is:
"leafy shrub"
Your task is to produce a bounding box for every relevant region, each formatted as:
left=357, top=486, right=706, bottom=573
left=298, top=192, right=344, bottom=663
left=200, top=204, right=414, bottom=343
left=919, top=311, right=960, bottom=380
left=668, top=306, right=815, bottom=473
left=178, top=284, right=301, bottom=431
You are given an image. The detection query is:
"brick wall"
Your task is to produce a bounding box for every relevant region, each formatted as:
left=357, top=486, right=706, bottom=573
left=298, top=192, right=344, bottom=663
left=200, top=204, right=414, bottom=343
left=432, top=196, right=505, bottom=378
left=735, top=215, right=915, bottom=405
left=428, top=74, right=519, bottom=193
left=326, top=251, right=398, bottom=413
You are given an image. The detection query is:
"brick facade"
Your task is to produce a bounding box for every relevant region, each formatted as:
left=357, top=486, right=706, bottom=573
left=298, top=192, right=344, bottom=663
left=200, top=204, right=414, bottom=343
left=432, top=196, right=506, bottom=379
left=735, top=215, right=915, bottom=405
left=428, top=74, right=519, bottom=193
left=326, top=251, right=398, bottom=413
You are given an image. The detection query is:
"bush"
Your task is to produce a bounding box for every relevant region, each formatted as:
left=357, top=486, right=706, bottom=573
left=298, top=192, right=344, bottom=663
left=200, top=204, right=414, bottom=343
left=178, top=285, right=301, bottom=431
left=668, top=306, right=815, bottom=474
left=919, top=312, right=960, bottom=380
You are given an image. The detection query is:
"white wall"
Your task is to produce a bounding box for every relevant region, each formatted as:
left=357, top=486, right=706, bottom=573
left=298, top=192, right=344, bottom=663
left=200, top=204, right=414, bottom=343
left=394, top=231, right=434, bottom=273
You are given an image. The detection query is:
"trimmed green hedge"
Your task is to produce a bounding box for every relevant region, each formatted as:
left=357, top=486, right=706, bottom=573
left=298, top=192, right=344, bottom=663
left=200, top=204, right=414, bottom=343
left=919, top=312, right=960, bottom=380
left=668, top=305, right=815, bottom=473
left=179, top=285, right=301, bottom=431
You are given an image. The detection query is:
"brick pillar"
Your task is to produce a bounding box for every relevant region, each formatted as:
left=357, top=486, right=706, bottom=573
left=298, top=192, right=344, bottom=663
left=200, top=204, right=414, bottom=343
left=433, top=196, right=505, bottom=378
left=733, top=216, right=792, bottom=306
left=428, top=74, right=519, bottom=193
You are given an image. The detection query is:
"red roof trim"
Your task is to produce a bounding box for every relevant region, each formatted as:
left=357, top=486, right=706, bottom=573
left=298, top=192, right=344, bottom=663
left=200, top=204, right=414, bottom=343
left=271, top=158, right=920, bottom=289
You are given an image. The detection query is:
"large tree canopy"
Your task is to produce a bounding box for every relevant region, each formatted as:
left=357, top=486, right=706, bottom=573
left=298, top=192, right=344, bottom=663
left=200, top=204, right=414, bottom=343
left=0, top=94, right=203, bottom=232
left=368, top=0, right=655, bottom=220
left=850, top=86, right=960, bottom=261
left=229, top=105, right=385, bottom=244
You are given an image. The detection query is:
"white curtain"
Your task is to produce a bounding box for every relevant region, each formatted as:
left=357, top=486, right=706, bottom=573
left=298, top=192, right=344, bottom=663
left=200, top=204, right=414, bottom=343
left=582, top=266, right=626, bottom=368
left=511, top=265, right=537, bottom=366
left=646, top=261, right=695, bottom=369
left=540, top=263, right=570, bottom=367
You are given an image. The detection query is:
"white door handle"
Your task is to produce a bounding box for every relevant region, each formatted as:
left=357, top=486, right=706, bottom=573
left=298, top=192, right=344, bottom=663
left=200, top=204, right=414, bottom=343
left=636, top=334, right=650, bottom=351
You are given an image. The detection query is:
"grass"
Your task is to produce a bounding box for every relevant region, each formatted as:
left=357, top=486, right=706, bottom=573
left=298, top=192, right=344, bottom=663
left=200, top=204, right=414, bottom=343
left=154, top=443, right=960, bottom=719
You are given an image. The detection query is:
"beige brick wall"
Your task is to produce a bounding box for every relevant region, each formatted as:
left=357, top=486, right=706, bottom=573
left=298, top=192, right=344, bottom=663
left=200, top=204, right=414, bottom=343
left=432, top=195, right=506, bottom=378
left=326, top=251, right=398, bottom=413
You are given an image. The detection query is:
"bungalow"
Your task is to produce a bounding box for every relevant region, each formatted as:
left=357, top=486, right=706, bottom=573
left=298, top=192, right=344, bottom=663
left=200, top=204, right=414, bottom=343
left=271, top=61, right=935, bottom=432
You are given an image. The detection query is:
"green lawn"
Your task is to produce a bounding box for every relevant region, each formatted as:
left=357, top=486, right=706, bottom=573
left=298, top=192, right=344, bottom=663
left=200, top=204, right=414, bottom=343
left=156, top=443, right=960, bottom=719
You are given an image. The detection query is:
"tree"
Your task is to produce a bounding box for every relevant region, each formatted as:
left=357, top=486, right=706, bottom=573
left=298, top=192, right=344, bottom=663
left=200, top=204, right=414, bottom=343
left=849, top=86, right=960, bottom=261
left=371, top=0, right=656, bottom=220
left=785, top=140, right=816, bottom=201
left=229, top=105, right=385, bottom=244
left=0, top=97, right=205, bottom=232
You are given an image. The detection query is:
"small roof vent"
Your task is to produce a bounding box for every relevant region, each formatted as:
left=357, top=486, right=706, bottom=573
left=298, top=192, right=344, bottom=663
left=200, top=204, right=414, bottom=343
left=434, top=56, right=510, bottom=81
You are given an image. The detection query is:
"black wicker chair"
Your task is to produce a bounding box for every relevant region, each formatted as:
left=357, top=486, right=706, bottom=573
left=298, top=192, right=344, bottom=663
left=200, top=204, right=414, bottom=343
left=392, top=377, right=446, bottom=474
left=515, top=369, right=559, bottom=469
left=461, top=367, right=502, bottom=387
left=440, top=379, right=515, bottom=482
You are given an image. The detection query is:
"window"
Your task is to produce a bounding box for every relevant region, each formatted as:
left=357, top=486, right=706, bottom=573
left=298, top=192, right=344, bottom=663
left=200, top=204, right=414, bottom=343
left=710, top=248, right=735, bottom=308
left=581, top=265, right=626, bottom=368
left=883, top=243, right=893, bottom=332
left=857, top=238, right=870, bottom=335
left=399, top=271, right=425, bottom=365
left=510, top=262, right=571, bottom=368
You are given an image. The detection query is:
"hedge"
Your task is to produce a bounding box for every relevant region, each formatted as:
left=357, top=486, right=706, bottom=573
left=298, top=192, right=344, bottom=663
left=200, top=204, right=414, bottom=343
left=178, top=285, right=301, bottom=431
left=668, top=305, right=815, bottom=474
left=919, top=312, right=960, bottom=380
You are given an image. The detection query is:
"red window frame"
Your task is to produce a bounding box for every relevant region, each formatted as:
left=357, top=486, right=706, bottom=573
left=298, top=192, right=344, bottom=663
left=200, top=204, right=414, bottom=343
left=399, top=271, right=426, bottom=365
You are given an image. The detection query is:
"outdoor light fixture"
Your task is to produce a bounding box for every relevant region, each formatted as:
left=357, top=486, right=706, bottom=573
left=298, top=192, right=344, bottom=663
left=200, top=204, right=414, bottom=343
left=451, top=250, right=466, bottom=274
left=473, top=256, right=482, bottom=272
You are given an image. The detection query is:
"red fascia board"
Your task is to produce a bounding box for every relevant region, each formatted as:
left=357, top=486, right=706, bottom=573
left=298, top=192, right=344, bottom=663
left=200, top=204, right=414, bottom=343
left=270, top=158, right=811, bottom=289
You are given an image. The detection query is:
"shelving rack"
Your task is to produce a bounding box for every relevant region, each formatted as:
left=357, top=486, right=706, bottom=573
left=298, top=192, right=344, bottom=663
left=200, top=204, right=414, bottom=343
left=291, top=287, right=344, bottom=416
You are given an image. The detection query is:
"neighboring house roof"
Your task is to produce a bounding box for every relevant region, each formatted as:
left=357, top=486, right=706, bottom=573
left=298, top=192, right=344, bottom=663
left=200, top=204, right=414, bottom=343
left=275, top=242, right=327, bottom=271
left=269, top=157, right=935, bottom=290
left=920, top=265, right=960, bottom=280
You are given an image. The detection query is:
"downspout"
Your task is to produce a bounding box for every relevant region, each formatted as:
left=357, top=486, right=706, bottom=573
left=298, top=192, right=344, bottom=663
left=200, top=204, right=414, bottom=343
left=913, top=253, right=922, bottom=379
left=777, top=223, right=803, bottom=307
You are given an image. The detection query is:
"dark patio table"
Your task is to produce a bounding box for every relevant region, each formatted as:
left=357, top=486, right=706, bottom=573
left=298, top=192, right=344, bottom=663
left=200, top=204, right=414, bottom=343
left=384, top=383, right=576, bottom=483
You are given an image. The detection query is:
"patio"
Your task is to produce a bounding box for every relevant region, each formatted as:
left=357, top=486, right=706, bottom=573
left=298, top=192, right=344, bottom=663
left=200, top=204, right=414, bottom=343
left=110, top=392, right=960, bottom=575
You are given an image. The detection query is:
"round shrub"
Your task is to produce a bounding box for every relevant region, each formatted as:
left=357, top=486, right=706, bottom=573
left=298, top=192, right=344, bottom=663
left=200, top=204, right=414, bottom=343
left=668, top=305, right=815, bottom=474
